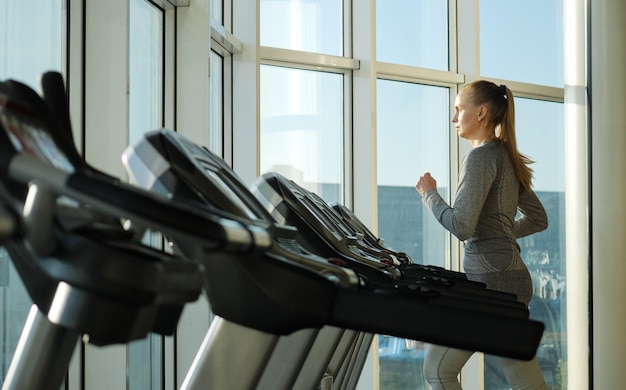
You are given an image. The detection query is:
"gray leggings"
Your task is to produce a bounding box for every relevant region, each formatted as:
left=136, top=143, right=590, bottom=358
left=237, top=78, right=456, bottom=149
left=423, top=270, right=548, bottom=389
left=423, top=344, right=548, bottom=390
left=466, top=269, right=534, bottom=306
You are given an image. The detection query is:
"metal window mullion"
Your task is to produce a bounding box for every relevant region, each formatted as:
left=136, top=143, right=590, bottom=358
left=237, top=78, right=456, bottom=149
left=259, top=46, right=360, bottom=72
left=376, top=61, right=464, bottom=86
left=211, top=18, right=242, bottom=55
left=343, top=69, right=353, bottom=208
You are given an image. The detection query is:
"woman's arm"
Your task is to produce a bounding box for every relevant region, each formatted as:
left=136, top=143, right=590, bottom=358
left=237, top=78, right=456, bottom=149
left=420, top=148, right=496, bottom=241
left=515, top=189, right=548, bottom=238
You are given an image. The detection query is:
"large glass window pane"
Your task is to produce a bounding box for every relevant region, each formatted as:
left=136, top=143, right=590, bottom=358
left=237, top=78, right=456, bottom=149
left=0, top=0, right=65, bottom=385
left=209, top=50, right=224, bottom=155
left=480, top=0, right=563, bottom=87
left=376, top=80, right=449, bottom=267
left=0, top=0, right=65, bottom=88
left=260, top=0, right=343, bottom=56
left=211, top=0, right=223, bottom=24
left=260, top=65, right=344, bottom=203
left=127, top=1, right=164, bottom=388
left=376, top=80, right=449, bottom=390
left=128, top=0, right=163, bottom=146
left=376, top=0, right=448, bottom=70
left=484, top=99, right=566, bottom=389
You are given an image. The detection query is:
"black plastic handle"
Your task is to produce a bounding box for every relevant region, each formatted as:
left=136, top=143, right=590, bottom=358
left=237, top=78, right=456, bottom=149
left=67, top=170, right=258, bottom=251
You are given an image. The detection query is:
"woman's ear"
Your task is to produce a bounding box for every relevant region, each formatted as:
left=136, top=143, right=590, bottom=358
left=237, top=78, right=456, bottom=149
left=478, top=105, right=488, bottom=120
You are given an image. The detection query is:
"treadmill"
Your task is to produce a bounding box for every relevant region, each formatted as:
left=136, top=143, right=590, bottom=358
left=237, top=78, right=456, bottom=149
left=123, top=128, right=363, bottom=390
left=251, top=172, right=526, bottom=313
left=0, top=75, right=271, bottom=390
left=124, top=128, right=545, bottom=389
left=330, top=201, right=483, bottom=286
left=249, top=171, right=536, bottom=388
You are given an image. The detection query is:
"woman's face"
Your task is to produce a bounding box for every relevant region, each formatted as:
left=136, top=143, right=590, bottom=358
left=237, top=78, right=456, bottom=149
left=451, top=89, right=482, bottom=141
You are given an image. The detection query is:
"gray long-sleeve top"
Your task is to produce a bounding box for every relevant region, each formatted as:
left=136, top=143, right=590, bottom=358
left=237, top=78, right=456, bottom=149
left=422, top=141, right=548, bottom=274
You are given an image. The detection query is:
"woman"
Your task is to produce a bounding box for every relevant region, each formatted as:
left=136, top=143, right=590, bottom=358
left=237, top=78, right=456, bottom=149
left=415, top=80, right=549, bottom=389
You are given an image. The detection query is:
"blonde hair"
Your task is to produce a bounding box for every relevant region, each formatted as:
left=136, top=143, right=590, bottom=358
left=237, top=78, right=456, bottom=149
left=463, top=80, right=534, bottom=191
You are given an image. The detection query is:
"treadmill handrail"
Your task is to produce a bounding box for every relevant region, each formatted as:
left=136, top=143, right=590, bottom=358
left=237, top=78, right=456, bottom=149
left=8, top=153, right=269, bottom=254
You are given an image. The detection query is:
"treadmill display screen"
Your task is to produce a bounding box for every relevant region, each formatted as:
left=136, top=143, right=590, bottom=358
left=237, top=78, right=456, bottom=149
left=0, top=101, right=74, bottom=173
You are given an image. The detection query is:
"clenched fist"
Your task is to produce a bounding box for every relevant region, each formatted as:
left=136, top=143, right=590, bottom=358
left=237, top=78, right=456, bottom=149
left=415, top=172, right=437, bottom=196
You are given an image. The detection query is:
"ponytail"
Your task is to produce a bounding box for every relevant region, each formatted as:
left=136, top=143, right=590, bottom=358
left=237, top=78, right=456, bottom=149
left=498, top=85, right=534, bottom=192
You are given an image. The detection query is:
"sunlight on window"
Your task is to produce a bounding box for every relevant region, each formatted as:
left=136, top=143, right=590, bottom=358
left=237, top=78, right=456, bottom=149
left=260, top=0, right=343, bottom=56
left=376, top=0, right=448, bottom=70
left=260, top=65, right=344, bottom=203
left=128, top=0, right=163, bottom=146
left=480, top=0, right=564, bottom=87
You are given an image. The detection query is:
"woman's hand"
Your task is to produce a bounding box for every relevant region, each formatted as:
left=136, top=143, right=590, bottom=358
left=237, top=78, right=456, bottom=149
left=415, top=172, right=437, bottom=196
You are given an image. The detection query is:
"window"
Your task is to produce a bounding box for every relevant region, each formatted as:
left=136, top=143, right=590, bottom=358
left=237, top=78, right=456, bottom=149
left=0, top=0, right=65, bottom=89
left=210, top=0, right=239, bottom=161
left=374, top=0, right=565, bottom=388
left=259, top=0, right=350, bottom=204
left=480, top=1, right=565, bottom=387
left=127, top=1, right=165, bottom=388
left=211, top=0, right=223, bottom=24
left=376, top=80, right=450, bottom=389
left=480, top=0, right=564, bottom=87
left=260, top=65, right=345, bottom=203
left=376, top=80, right=450, bottom=267
left=209, top=50, right=224, bottom=154
left=128, top=0, right=164, bottom=146
left=0, top=0, right=66, bottom=385
left=260, top=0, right=343, bottom=56
left=485, top=98, right=566, bottom=389
left=376, top=0, right=449, bottom=70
